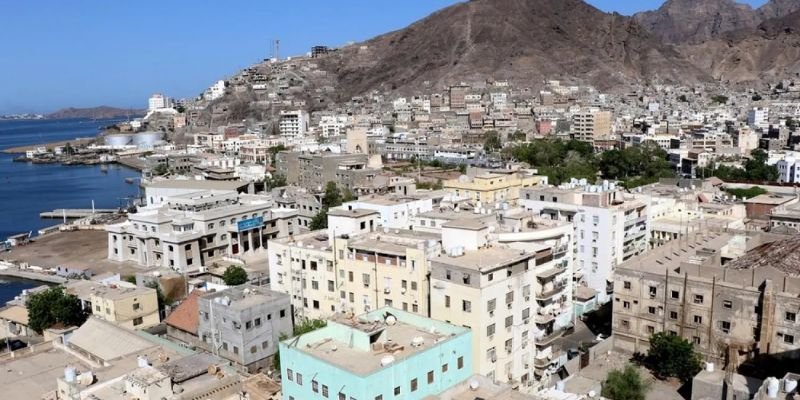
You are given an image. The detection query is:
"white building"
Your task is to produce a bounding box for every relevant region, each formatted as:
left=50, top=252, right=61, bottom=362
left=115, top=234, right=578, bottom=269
left=777, top=156, right=800, bottom=183
left=279, top=110, right=309, bottom=139
left=519, top=180, right=648, bottom=306
left=747, top=107, right=770, bottom=129
left=318, top=115, right=348, bottom=137
left=205, top=80, right=226, bottom=101
left=148, top=93, right=170, bottom=112
left=339, top=192, right=437, bottom=229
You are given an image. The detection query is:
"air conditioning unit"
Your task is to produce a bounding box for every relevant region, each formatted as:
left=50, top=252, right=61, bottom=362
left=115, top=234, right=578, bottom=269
left=384, top=288, right=391, bottom=294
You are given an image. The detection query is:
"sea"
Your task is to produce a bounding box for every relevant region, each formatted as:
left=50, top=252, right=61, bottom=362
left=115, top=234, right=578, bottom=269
left=0, top=118, right=140, bottom=303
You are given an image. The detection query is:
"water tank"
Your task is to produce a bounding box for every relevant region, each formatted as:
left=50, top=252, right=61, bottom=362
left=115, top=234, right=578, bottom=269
left=385, top=315, right=397, bottom=325
left=64, top=367, right=77, bottom=382
left=785, top=378, right=798, bottom=394
left=556, top=380, right=565, bottom=391
left=133, top=131, right=163, bottom=147
left=77, top=372, right=94, bottom=387
left=469, top=379, right=480, bottom=391
left=380, top=355, right=395, bottom=366
left=411, top=336, right=425, bottom=347
left=104, top=133, right=133, bottom=147
left=137, top=356, right=149, bottom=368
left=767, top=377, right=780, bottom=398
left=705, top=362, right=714, bottom=372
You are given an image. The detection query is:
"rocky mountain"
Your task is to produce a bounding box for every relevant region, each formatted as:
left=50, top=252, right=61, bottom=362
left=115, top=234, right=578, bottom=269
left=680, top=10, right=800, bottom=83
left=633, top=0, right=760, bottom=43
left=316, top=0, right=711, bottom=98
left=46, top=106, right=142, bottom=120
left=633, top=0, right=800, bottom=44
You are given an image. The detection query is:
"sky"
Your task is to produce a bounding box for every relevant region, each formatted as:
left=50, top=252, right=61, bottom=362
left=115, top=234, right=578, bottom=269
left=0, top=0, right=770, bottom=114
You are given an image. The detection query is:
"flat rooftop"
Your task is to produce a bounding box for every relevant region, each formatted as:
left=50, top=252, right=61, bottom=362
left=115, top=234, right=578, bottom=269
left=202, top=285, right=287, bottom=310
left=348, top=229, right=439, bottom=256
left=744, top=194, right=795, bottom=205
left=328, top=208, right=379, bottom=218
left=432, top=246, right=533, bottom=273
left=146, top=179, right=248, bottom=191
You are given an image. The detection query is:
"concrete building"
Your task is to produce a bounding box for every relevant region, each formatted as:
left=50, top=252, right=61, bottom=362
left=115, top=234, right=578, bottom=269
left=107, top=190, right=296, bottom=272
left=276, top=151, right=381, bottom=192
left=318, top=115, right=348, bottom=137
left=428, top=216, right=573, bottom=392
left=613, top=232, right=800, bottom=367
left=776, top=156, right=800, bottom=183
left=279, top=110, right=309, bottom=139
left=279, top=307, right=473, bottom=400
left=148, top=93, right=170, bottom=112
left=66, top=280, right=160, bottom=330
left=449, top=84, right=471, bottom=109
left=520, top=180, right=649, bottom=306
left=748, top=107, right=770, bottom=129
left=205, top=80, right=226, bottom=101
left=572, top=109, right=612, bottom=141
left=197, top=285, right=292, bottom=372
left=769, top=201, right=800, bottom=233
left=268, top=209, right=441, bottom=320
left=340, top=192, right=438, bottom=229
left=444, top=172, right=545, bottom=206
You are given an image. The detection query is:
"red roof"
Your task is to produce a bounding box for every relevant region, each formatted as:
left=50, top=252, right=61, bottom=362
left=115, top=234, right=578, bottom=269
left=164, top=290, right=201, bottom=335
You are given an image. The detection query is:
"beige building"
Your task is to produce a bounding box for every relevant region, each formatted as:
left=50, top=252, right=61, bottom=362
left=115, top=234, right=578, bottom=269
left=444, top=172, right=544, bottom=206
left=268, top=208, right=441, bottom=320
left=572, top=109, right=612, bottom=141
left=613, top=232, right=800, bottom=366
left=66, top=281, right=160, bottom=330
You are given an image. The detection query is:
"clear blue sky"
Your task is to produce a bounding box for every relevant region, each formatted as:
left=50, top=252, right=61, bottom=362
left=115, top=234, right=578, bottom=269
left=0, top=0, right=769, bottom=114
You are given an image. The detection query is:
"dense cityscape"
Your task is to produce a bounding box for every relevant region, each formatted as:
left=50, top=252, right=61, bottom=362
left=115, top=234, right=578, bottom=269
left=3, top=1, right=800, bottom=400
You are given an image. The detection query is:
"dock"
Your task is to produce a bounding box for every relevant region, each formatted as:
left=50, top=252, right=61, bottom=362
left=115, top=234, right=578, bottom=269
left=39, top=208, right=117, bottom=219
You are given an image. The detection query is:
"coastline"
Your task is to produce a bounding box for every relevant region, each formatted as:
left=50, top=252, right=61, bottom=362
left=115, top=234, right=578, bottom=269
left=2, top=137, right=95, bottom=154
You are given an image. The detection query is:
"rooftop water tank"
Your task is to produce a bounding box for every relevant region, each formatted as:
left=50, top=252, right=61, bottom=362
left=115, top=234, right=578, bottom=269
left=64, top=367, right=77, bottom=383
left=767, top=377, right=780, bottom=398
left=380, top=355, right=395, bottom=366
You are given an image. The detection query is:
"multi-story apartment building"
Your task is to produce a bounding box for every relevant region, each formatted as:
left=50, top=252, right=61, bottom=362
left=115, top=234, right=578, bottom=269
left=613, top=232, right=800, bottom=367
left=66, top=280, right=160, bottom=330
left=449, top=84, right=470, bottom=109
left=279, top=110, right=309, bottom=139
left=444, top=172, right=544, bottom=206
left=340, top=191, right=440, bottom=229
left=747, top=107, right=770, bottom=129
left=107, top=190, right=296, bottom=272
left=271, top=186, right=323, bottom=231
left=769, top=201, right=800, bottom=233
left=239, top=142, right=270, bottom=164
left=279, top=307, right=473, bottom=400
left=428, top=217, right=573, bottom=392
left=520, top=180, right=649, bottom=305
left=318, top=115, right=348, bottom=137
left=197, top=285, right=292, bottom=372
left=148, top=93, right=170, bottom=112
left=572, top=109, right=612, bottom=142
left=268, top=208, right=441, bottom=320
left=275, top=151, right=380, bottom=191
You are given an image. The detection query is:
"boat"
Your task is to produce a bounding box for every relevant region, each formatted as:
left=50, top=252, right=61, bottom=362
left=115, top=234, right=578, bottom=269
left=125, top=177, right=135, bottom=184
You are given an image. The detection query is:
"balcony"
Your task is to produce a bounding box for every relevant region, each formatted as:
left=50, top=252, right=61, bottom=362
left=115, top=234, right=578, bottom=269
left=536, top=284, right=566, bottom=301
left=535, top=330, right=563, bottom=346
left=624, top=215, right=647, bottom=227
left=535, top=312, right=556, bottom=325
left=534, top=349, right=562, bottom=369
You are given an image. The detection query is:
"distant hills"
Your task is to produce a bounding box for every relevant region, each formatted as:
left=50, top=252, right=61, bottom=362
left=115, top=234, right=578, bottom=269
left=46, top=106, right=143, bottom=120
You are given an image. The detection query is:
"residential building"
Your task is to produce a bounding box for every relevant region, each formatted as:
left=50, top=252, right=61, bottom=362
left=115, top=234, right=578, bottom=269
left=276, top=151, right=381, bottom=191
left=613, top=232, right=800, bottom=367
left=428, top=217, right=573, bottom=392
left=279, top=307, right=473, bottom=400
left=107, top=190, right=296, bottom=272
left=776, top=156, right=800, bottom=183
left=205, top=80, right=226, bottom=101
left=318, top=115, right=348, bottom=137
left=268, top=209, right=441, bottom=320
left=240, top=142, right=271, bottom=164
left=279, top=110, right=309, bottom=139
left=743, top=194, right=797, bottom=219
left=148, top=93, right=170, bottom=112
left=769, top=201, right=800, bottom=233
left=747, top=107, right=770, bottom=129
left=340, top=192, right=439, bottom=229
left=449, top=84, right=470, bottom=109
left=520, top=180, right=649, bottom=305
left=197, top=285, right=292, bottom=372
left=444, top=172, right=544, bottom=206
left=66, top=280, right=160, bottom=330
left=572, top=109, right=612, bottom=141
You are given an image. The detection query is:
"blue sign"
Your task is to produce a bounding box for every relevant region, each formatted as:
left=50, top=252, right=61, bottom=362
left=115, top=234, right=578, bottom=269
left=237, top=216, right=263, bottom=232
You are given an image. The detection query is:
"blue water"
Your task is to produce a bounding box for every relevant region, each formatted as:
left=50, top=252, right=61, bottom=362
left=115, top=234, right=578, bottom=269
left=0, top=277, right=46, bottom=305
left=0, top=118, right=141, bottom=240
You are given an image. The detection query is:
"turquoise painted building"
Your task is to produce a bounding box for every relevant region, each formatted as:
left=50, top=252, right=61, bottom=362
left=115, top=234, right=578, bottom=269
left=280, top=307, right=473, bottom=400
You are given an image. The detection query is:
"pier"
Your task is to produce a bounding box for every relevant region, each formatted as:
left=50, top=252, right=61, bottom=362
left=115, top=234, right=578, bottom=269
left=39, top=208, right=117, bottom=219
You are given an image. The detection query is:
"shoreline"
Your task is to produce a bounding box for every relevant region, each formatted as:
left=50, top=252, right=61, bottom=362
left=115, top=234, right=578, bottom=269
left=2, top=137, right=96, bottom=154
left=0, top=266, right=66, bottom=285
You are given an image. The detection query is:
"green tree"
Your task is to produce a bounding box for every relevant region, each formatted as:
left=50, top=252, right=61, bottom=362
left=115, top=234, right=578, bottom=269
left=602, top=364, right=651, bottom=400
left=268, top=145, right=287, bottom=167
left=63, top=142, right=75, bottom=155
left=724, top=186, right=767, bottom=199
left=711, top=95, right=729, bottom=104
left=309, top=210, right=328, bottom=230
left=223, top=265, right=248, bottom=286
left=26, top=287, right=87, bottom=333
left=647, top=332, right=702, bottom=382
left=294, top=318, right=327, bottom=335
left=322, top=181, right=343, bottom=209
left=484, top=131, right=502, bottom=152
left=151, top=163, right=168, bottom=176
left=263, top=174, right=287, bottom=191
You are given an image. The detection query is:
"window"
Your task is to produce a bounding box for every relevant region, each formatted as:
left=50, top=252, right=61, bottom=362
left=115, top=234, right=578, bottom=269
left=693, top=294, right=704, bottom=304
left=487, top=299, right=496, bottom=312
left=505, top=315, right=513, bottom=328
left=786, top=312, right=797, bottom=322
left=505, top=291, right=513, bottom=304
left=394, top=386, right=401, bottom=396
left=411, top=281, right=417, bottom=291
left=255, top=317, right=261, bottom=327
left=723, top=300, right=732, bottom=309
left=245, top=321, right=252, bottom=330
left=339, top=394, right=346, bottom=400
left=487, top=323, right=495, bottom=337
left=647, top=325, right=655, bottom=334
left=296, top=373, right=303, bottom=385
left=287, top=369, right=294, bottom=382
left=648, top=306, right=656, bottom=315
left=444, top=295, right=450, bottom=308
left=280, top=309, right=286, bottom=318
left=133, top=317, right=143, bottom=326
left=375, top=396, right=383, bottom=400
left=462, top=300, right=472, bottom=312
left=649, top=286, right=657, bottom=297
left=669, top=311, right=678, bottom=320
left=322, top=385, right=329, bottom=398
left=623, top=301, right=630, bottom=309
left=312, top=380, right=319, bottom=393
left=133, top=303, right=140, bottom=310
left=785, top=334, right=795, bottom=344
left=442, top=363, right=449, bottom=373
left=427, top=370, right=434, bottom=384
left=693, top=336, right=701, bottom=345
left=250, top=346, right=257, bottom=354
left=694, top=315, right=703, bottom=324
left=457, top=356, right=464, bottom=369
left=671, top=290, right=680, bottom=299
left=621, top=319, right=630, bottom=329
left=262, top=341, right=269, bottom=349
left=720, top=321, right=731, bottom=334
left=623, top=281, right=631, bottom=289
left=410, top=378, right=418, bottom=392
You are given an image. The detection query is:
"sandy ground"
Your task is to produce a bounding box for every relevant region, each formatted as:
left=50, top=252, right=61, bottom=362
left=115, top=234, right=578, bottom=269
left=2, top=138, right=94, bottom=154
left=2, top=230, right=150, bottom=276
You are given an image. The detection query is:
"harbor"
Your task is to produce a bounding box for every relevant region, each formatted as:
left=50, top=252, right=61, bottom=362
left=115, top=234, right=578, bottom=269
left=39, top=208, right=117, bottom=219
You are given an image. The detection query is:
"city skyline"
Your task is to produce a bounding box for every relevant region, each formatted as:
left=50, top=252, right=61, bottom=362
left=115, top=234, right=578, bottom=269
left=0, top=0, right=770, bottom=114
